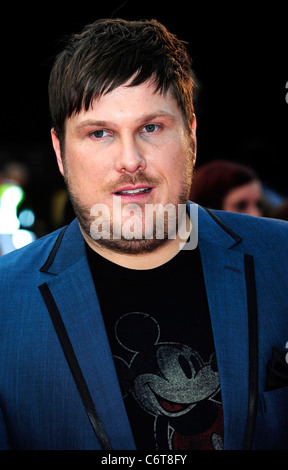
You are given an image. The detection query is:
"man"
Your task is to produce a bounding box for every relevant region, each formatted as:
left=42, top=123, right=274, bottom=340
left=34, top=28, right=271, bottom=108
left=0, top=18, right=287, bottom=451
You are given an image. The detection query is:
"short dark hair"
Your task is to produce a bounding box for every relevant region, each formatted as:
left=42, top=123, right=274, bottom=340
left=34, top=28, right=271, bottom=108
left=48, top=18, right=196, bottom=148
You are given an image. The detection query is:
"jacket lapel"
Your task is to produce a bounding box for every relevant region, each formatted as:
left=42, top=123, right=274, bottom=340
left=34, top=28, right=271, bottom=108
left=39, top=220, right=136, bottom=450
left=197, top=206, right=255, bottom=450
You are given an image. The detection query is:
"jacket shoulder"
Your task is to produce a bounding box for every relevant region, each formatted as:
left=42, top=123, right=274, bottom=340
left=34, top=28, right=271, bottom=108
left=0, top=226, right=66, bottom=278
left=210, top=209, right=288, bottom=252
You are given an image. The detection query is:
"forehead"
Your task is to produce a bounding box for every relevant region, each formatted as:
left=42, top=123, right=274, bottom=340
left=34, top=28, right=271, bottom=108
left=227, top=181, right=262, bottom=201
left=67, top=80, right=184, bottom=128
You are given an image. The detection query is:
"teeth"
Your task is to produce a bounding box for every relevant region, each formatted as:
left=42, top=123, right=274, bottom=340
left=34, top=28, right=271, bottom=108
left=118, top=188, right=150, bottom=195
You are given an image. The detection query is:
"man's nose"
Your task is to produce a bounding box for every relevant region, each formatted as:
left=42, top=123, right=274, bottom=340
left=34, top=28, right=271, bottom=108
left=115, top=135, right=147, bottom=174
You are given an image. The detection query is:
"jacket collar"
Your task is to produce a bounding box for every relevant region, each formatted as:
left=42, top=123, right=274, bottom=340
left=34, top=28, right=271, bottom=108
left=40, top=203, right=243, bottom=276
left=40, top=219, right=85, bottom=275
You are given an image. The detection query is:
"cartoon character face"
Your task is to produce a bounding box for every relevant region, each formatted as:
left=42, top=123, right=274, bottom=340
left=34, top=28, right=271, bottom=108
left=114, top=312, right=220, bottom=418
left=132, top=344, right=219, bottom=417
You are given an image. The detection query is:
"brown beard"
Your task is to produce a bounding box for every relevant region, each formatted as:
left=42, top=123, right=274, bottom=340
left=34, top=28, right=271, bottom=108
left=63, top=147, right=194, bottom=255
left=66, top=187, right=191, bottom=255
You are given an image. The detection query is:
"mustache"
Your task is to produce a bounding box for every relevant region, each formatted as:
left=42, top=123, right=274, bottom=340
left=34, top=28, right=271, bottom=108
left=103, top=172, right=160, bottom=192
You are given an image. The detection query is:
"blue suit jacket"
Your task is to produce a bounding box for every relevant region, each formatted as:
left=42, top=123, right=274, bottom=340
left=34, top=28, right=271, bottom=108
left=0, top=203, right=288, bottom=450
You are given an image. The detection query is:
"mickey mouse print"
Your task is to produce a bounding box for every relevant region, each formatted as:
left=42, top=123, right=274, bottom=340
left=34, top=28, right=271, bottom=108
left=113, top=312, right=224, bottom=450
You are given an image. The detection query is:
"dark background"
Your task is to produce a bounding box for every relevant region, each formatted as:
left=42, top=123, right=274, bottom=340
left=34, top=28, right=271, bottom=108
left=1, top=2, right=287, bottom=233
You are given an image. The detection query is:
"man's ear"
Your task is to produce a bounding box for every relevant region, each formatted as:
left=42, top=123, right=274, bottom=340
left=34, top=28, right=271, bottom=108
left=51, top=128, right=64, bottom=176
left=191, top=114, right=197, bottom=166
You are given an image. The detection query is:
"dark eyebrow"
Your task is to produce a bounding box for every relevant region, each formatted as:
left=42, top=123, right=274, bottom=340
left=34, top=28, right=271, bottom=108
left=136, top=111, right=176, bottom=124
left=74, top=111, right=176, bottom=132
left=74, top=119, right=117, bottom=132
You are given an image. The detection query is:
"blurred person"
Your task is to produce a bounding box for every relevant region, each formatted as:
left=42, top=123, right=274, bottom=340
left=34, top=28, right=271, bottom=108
left=270, top=200, right=288, bottom=221
left=1, top=162, right=30, bottom=188
left=0, top=19, right=287, bottom=451
left=190, top=159, right=264, bottom=216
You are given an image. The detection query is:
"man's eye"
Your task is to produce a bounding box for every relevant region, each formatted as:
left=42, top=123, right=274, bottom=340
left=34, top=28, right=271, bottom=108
left=142, top=124, right=160, bottom=133
left=91, top=129, right=110, bottom=139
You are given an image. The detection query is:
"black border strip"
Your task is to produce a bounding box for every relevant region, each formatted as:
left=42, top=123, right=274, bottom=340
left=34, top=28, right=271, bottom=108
left=243, top=254, right=259, bottom=450
left=38, top=282, right=113, bottom=450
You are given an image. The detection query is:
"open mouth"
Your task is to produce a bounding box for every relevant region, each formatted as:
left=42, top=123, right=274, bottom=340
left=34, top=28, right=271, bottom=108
left=114, top=187, right=153, bottom=196
left=115, top=187, right=152, bottom=196
left=154, top=392, right=191, bottom=413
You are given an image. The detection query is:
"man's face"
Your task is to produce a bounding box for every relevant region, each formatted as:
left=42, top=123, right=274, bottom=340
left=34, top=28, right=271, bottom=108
left=52, top=79, right=196, bottom=254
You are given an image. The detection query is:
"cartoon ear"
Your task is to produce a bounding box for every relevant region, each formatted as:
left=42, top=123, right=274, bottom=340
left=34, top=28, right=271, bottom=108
left=115, top=312, right=160, bottom=352
left=113, top=356, right=135, bottom=398
left=209, top=352, right=218, bottom=372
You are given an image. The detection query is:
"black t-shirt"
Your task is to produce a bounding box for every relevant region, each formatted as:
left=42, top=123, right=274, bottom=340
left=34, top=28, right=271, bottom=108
left=86, top=242, right=224, bottom=450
